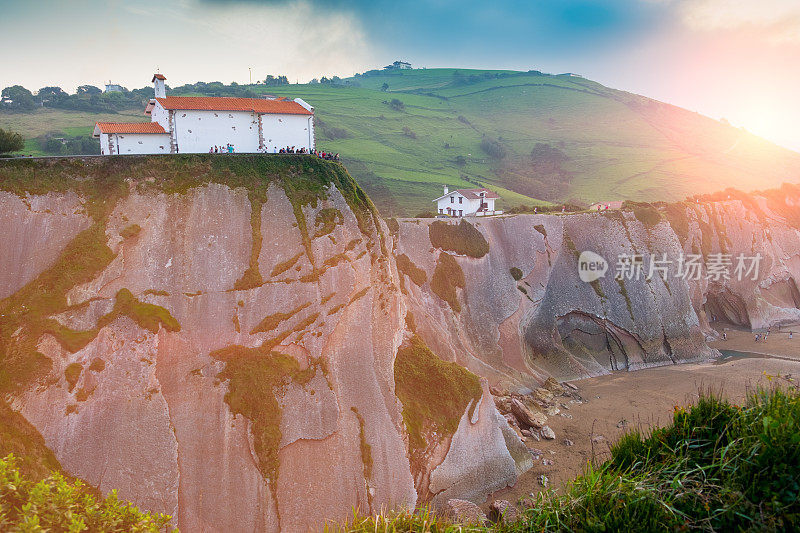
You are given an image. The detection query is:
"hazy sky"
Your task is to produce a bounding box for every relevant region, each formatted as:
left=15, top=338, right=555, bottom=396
left=1, top=0, right=799, bottom=151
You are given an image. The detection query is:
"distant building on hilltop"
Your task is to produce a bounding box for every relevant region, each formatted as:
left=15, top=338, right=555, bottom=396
left=93, top=74, right=315, bottom=155
left=384, top=60, right=412, bottom=70
left=434, top=185, right=501, bottom=217
left=104, top=81, right=124, bottom=93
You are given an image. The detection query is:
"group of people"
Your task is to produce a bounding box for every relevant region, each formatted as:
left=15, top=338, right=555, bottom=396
left=314, top=150, right=340, bottom=161
left=205, top=144, right=341, bottom=160
left=209, top=144, right=235, bottom=154
left=277, top=146, right=308, bottom=154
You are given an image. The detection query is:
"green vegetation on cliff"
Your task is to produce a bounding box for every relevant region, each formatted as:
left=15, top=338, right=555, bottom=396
left=0, top=454, right=173, bottom=532
left=395, top=254, right=427, bottom=287
left=0, top=155, right=377, bottom=397
left=431, top=252, right=465, bottom=312
left=0, top=404, right=63, bottom=483
left=338, top=387, right=800, bottom=531
left=210, top=345, right=326, bottom=488
left=429, top=219, right=489, bottom=258
left=394, top=335, right=482, bottom=475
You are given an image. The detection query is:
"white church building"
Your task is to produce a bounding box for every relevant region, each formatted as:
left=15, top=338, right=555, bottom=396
left=433, top=186, right=502, bottom=217
left=94, top=74, right=315, bottom=155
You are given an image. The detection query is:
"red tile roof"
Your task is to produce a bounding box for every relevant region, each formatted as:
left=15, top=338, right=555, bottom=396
left=152, top=74, right=166, bottom=81
left=154, top=96, right=312, bottom=115
left=95, top=122, right=167, bottom=134
left=456, top=188, right=500, bottom=200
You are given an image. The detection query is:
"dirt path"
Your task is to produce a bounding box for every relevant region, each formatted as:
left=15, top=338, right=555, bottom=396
left=489, top=341, right=799, bottom=508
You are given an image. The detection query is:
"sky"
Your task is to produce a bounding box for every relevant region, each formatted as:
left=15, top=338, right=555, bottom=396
left=1, top=0, right=799, bottom=151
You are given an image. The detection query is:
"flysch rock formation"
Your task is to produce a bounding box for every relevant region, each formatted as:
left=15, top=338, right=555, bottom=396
left=1, top=156, right=799, bottom=531
left=393, top=189, right=800, bottom=392
left=0, top=156, right=525, bottom=532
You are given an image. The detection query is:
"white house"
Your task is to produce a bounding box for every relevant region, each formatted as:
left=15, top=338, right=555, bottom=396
left=433, top=186, right=501, bottom=217
left=384, top=60, right=412, bottom=70
left=104, top=82, right=124, bottom=93
left=94, top=74, right=315, bottom=155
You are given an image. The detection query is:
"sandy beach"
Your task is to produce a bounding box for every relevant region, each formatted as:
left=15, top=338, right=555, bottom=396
left=489, top=327, right=800, bottom=507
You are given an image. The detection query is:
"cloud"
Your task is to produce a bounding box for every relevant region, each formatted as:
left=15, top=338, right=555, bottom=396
left=676, top=0, right=800, bottom=43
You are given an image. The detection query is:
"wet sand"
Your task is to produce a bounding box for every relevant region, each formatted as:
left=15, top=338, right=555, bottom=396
left=489, top=331, right=799, bottom=507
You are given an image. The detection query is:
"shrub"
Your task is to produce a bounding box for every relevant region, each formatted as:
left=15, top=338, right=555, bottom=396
left=633, top=205, right=662, bottom=229
left=509, top=267, right=523, bottom=281
left=389, top=98, right=405, bottom=111
left=325, top=127, right=349, bottom=140
left=480, top=136, right=506, bottom=159
left=0, top=454, right=173, bottom=532
left=429, top=219, right=489, bottom=258
left=402, top=126, right=416, bottom=139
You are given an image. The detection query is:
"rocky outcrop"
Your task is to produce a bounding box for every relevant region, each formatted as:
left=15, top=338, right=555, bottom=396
left=2, top=156, right=799, bottom=530
left=394, top=186, right=800, bottom=389
left=0, top=156, right=527, bottom=532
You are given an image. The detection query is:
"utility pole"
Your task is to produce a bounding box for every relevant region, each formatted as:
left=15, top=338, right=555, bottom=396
left=249, top=67, right=252, bottom=85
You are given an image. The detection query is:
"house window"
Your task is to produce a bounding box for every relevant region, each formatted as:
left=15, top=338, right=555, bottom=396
left=439, top=208, right=443, bottom=214
left=450, top=196, right=454, bottom=203
left=459, top=197, right=463, bottom=204
left=459, top=210, right=463, bottom=217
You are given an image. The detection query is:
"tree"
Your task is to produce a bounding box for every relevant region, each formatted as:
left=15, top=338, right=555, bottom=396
left=1, top=85, right=36, bottom=110
left=37, top=86, right=67, bottom=105
left=381, top=83, right=389, bottom=92
left=0, top=128, right=24, bottom=154
left=43, top=137, right=64, bottom=154
left=389, top=98, right=404, bottom=111
left=77, top=85, right=102, bottom=95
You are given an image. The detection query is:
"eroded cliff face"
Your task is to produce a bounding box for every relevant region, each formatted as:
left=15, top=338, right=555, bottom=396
left=2, top=156, right=798, bottom=531
left=0, top=156, right=525, bottom=532
left=394, top=188, right=800, bottom=390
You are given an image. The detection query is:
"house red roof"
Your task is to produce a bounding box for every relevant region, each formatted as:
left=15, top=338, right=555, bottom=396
left=94, top=122, right=167, bottom=134
left=152, top=74, right=166, bottom=81
left=154, top=96, right=312, bottom=115
left=455, top=188, right=500, bottom=200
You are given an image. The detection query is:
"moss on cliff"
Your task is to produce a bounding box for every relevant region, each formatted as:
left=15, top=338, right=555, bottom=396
left=0, top=403, right=64, bottom=483
left=394, top=335, right=482, bottom=476
left=250, top=302, right=312, bottom=334
left=430, top=252, right=465, bottom=312
left=119, top=224, right=142, bottom=239
left=0, top=155, right=377, bottom=395
left=210, top=344, right=326, bottom=488
left=270, top=252, right=304, bottom=277
left=234, top=193, right=266, bottom=290
left=429, top=219, right=489, bottom=258
left=99, top=289, right=180, bottom=334
left=395, top=253, right=427, bottom=287
left=0, top=223, right=116, bottom=395
left=313, top=207, right=344, bottom=238
left=64, top=363, right=82, bottom=392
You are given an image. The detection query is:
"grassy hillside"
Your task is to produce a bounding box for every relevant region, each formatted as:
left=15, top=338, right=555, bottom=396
left=4, top=68, right=799, bottom=215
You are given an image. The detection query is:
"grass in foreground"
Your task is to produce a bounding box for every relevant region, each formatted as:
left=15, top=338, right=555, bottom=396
left=333, top=386, right=800, bottom=532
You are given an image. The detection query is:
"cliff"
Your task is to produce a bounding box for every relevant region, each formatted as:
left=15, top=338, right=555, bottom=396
left=1, top=156, right=798, bottom=530
left=0, top=156, right=526, bottom=532
left=395, top=188, right=800, bottom=392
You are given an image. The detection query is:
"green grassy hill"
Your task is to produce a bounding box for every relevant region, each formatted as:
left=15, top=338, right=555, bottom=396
left=4, top=68, right=800, bottom=215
